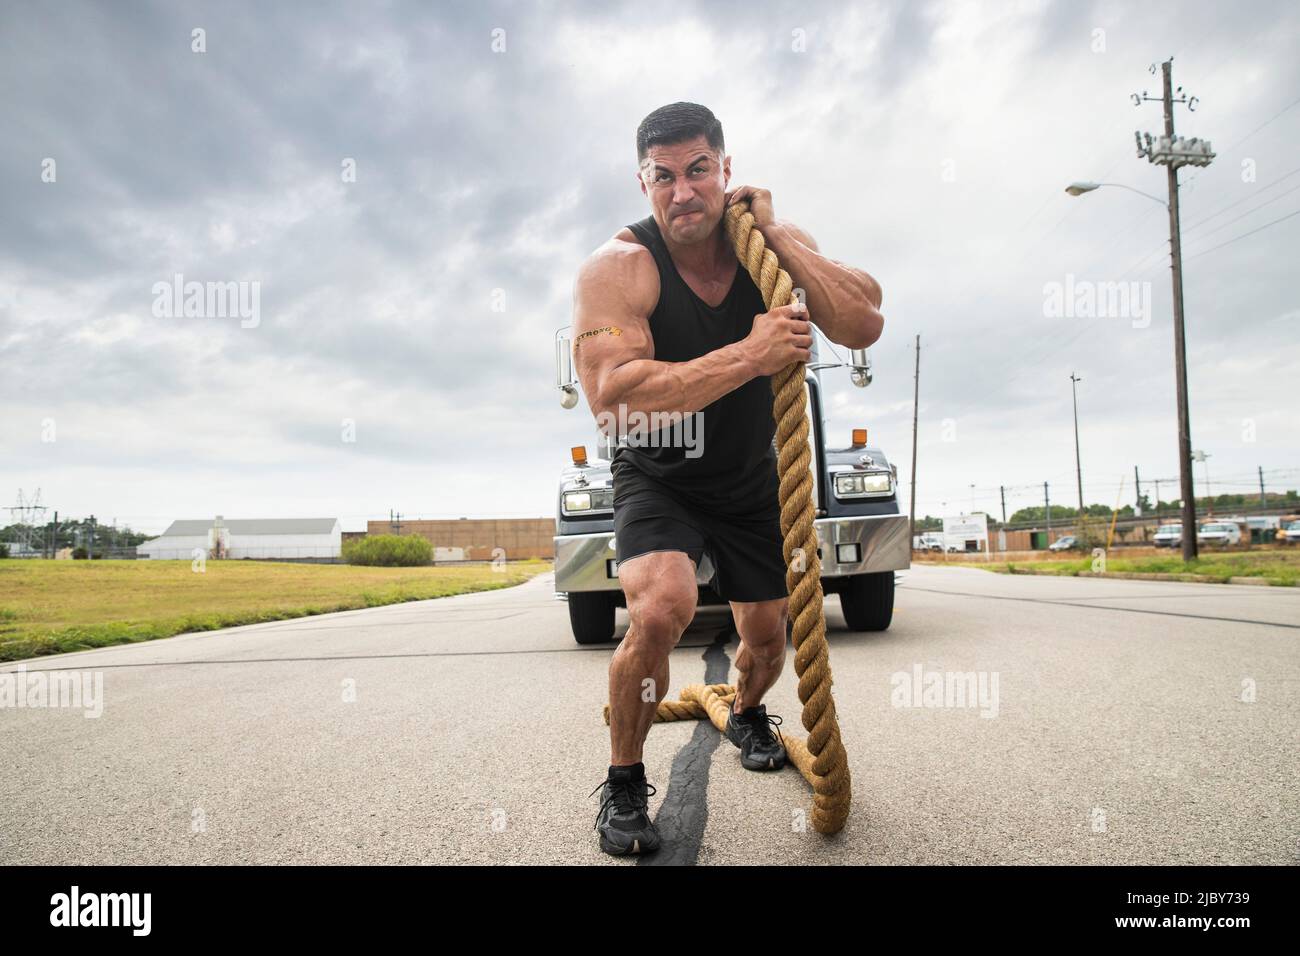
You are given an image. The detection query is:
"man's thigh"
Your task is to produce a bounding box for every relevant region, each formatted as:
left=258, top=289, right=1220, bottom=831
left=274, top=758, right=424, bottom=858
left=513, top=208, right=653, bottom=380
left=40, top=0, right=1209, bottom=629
left=612, top=467, right=707, bottom=633
left=612, top=466, right=706, bottom=571
left=703, top=503, right=788, bottom=605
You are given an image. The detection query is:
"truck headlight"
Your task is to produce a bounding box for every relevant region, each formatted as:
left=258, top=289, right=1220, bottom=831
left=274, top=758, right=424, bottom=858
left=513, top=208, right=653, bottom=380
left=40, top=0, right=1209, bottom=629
left=562, top=488, right=614, bottom=514
left=834, top=471, right=893, bottom=498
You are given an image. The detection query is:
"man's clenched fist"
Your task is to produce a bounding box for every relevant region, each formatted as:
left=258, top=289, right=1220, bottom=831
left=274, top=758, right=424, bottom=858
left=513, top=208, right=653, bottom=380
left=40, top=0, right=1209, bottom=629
left=725, top=185, right=775, bottom=228
left=742, top=300, right=813, bottom=376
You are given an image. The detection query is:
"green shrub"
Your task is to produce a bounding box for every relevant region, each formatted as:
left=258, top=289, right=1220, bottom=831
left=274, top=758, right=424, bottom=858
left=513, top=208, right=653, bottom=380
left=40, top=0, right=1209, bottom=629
left=343, top=534, right=432, bottom=567
left=0, top=543, right=9, bottom=558
left=1074, top=515, right=1108, bottom=550
left=72, top=547, right=88, bottom=560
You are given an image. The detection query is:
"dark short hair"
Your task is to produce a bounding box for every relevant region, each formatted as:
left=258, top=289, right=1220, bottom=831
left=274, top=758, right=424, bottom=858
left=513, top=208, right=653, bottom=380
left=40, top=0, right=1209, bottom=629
left=636, top=102, right=724, bottom=163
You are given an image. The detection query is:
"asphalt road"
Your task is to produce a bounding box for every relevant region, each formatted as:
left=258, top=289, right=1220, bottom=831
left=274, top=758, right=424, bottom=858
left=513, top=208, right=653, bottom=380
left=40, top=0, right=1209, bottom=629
left=2, top=565, right=1296, bottom=865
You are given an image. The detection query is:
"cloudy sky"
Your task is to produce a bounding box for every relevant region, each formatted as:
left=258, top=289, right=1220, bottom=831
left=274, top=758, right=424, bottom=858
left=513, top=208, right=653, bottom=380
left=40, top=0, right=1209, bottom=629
left=2, top=0, right=1298, bottom=535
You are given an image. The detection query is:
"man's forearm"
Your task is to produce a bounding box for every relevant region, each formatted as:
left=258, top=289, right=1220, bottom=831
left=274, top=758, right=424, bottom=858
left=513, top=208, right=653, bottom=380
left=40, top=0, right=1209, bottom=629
left=761, top=222, right=883, bottom=349
left=593, top=341, right=756, bottom=422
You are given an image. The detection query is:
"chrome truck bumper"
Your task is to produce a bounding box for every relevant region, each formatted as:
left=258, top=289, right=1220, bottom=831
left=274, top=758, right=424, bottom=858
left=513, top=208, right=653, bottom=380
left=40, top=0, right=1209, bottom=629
left=554, top=513, right=911, bottom=594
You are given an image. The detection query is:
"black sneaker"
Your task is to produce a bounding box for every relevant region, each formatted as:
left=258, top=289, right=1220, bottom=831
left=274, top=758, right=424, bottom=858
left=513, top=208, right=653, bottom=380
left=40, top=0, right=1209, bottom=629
left=590, top=767, right=661, bottom=856
left=725, top=704, right=787, bottom=771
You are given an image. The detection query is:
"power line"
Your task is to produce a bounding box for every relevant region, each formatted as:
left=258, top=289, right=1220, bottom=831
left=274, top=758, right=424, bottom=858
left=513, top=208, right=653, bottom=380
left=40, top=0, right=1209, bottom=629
left=1181, top=162, right=1300, bottom=232
left=1181, top=181, right=1300, bottom=244
left=1110, top=170, right=1300, bottom=282
left=1215, top=93, right=1300, bottom=157
left=1182, top=207, right=1300, bottom=263
left=1178, top=91, right=1300, bottom=196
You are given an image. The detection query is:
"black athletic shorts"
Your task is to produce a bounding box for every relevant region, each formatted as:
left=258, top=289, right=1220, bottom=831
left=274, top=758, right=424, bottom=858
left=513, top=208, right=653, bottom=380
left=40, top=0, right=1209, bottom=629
left=611, top=461, right=788, bottom=603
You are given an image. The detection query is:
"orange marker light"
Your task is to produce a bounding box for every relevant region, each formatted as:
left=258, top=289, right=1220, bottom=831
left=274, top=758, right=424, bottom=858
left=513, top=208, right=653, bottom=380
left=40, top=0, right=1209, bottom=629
left=571, top=446, right=588, bottom=465
left=852, top=428, right=868, bottom=446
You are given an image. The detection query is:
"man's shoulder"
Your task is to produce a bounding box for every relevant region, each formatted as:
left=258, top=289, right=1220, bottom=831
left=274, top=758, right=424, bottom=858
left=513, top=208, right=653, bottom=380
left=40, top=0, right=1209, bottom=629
left=575, top=230, right=659, bottom=310
left=582, top=229, right=653, bottom=273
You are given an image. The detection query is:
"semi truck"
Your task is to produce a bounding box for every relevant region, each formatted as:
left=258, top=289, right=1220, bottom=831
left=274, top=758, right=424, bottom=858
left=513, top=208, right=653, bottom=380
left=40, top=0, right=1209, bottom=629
left=551, top=324, right=910, bottom=645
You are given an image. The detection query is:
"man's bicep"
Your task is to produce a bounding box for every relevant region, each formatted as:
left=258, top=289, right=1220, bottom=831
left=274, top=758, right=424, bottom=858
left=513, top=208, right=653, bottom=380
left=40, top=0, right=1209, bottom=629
left=572, top=259, right=653, bottom=410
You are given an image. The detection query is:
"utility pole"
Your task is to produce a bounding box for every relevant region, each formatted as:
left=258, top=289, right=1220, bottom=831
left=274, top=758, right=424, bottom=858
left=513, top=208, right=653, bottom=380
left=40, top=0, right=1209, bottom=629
left=1070, top=372, right=1085, bottom=517
left=1044, top=482, right=1052, bottom=542
left=1134, top=58, right=1213, bottom=561
left=88, top=514, right=96, bottom=560
left=1258, top=466, right=1267, bottom=508
left=1134, top=465, right=1143, bottom=516
left=1000, top=485, right=1007, bottom=525
left=908, top=334, right=920, bottom=539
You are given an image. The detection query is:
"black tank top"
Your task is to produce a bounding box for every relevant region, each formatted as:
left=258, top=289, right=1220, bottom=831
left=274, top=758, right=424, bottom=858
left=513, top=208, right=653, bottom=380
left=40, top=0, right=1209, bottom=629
left=611, top=214, right=779, bottom=514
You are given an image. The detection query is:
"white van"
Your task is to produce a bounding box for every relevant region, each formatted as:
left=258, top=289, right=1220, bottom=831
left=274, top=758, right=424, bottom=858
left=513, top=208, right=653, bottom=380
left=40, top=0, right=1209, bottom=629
left=1152, top=524, right=1182, bottom=548
left=1197, top=522, right=1242, bottom=547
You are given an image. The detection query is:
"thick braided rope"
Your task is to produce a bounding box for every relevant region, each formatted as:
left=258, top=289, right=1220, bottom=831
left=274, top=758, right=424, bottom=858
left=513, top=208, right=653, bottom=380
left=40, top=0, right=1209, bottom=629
left=602, top=685, right=735, bottom=725
left=722, top=201, right=851, bottom=834
left=600, top=204, right=852, bottom=835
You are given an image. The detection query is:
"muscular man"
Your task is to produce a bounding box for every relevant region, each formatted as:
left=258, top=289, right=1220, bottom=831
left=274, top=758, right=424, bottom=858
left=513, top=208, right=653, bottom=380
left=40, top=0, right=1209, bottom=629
left=575, top=102, right=885, bottom=856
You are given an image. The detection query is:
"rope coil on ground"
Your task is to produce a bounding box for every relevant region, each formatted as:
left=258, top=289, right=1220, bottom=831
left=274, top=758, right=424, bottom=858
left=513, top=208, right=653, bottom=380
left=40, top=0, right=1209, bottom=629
left=602, top=202, right=852, bottom=835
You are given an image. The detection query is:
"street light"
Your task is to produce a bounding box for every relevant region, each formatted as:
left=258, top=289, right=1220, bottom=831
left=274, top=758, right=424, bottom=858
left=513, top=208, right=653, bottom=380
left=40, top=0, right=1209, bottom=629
left=1064, top=181, right=1168, bottom=207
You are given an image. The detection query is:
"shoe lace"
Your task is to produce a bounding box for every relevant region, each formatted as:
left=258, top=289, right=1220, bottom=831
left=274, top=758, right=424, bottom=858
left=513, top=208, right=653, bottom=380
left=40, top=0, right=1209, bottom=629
left=744, top=710, right=784, bottom=748
left=589, top=776, right=657, bottom=828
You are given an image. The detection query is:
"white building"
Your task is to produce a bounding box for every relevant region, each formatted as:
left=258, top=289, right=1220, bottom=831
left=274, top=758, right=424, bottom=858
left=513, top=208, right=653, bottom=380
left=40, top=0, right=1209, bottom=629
left=942, top=513, right=990, bottom=553
left=137, top=516, right=342, bottom=560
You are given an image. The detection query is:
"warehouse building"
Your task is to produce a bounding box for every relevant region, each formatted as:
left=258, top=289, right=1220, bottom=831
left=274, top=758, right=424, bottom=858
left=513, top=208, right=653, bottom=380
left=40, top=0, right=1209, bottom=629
left=138, top=516, right=342, bottom=561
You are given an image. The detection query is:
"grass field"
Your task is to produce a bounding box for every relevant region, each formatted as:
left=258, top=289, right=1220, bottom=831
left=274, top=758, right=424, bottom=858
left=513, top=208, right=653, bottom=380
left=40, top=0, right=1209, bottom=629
left=981, top=550, right=1299, bottom=586
left=0, top=558, right=553, bottom=662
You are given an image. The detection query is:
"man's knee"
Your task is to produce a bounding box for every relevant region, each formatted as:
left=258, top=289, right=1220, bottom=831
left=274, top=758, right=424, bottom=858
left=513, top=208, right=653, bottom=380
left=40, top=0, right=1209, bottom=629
left=627, top=587, right=696, bottom=647
left=621, top=553, right=698, bottom=650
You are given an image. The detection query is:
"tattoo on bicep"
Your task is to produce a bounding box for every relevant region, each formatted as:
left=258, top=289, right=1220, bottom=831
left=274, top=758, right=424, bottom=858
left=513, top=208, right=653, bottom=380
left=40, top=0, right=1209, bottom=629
left=574, top=326, right=623, bottom=347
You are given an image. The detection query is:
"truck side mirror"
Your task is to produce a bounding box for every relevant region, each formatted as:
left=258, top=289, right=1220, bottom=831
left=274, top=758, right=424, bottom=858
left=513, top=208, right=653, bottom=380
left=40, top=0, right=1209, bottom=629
left=849, top=348, right=872, bottom=388
left=556, top=328, right=579, bottom=408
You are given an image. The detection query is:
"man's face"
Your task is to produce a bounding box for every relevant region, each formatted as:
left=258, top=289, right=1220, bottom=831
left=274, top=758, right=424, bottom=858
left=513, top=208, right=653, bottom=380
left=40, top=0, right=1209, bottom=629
left=637, top=136, right=731, bottom=246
